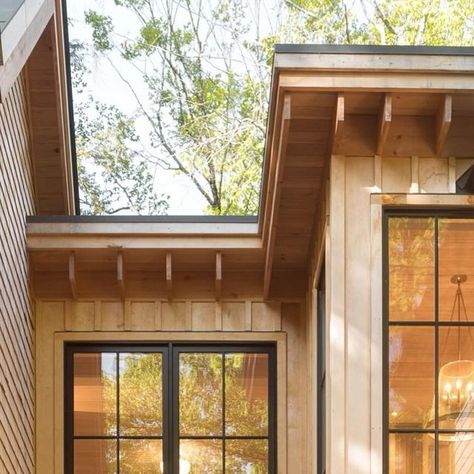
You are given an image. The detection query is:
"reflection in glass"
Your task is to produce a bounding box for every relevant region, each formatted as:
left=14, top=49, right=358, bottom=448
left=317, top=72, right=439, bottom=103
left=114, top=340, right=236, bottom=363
left=389, top=218, right=435, bottom=321
left=180, top=439, right=222, bottom=473
left=439, top=219, right=474, bottom=322
left=439, top=432, right=474, bottom=474
left=225, top=353, right=268, bottom=436
left=388, top=433, right=434, bottom=474
left=225, top=439, right=268, bottom=472
left=438, top=328, right=474, bottom=431
left=120, top=439, right=162, bottom=473
left=120, top=353, right=163, bottom=435
left=389, top=326, right=434, bottom=429
left=179, top=353, right=222, bottom=436
left=74, top=353, right=117, bottom=436
left=74, top=439, right=117, bottom=473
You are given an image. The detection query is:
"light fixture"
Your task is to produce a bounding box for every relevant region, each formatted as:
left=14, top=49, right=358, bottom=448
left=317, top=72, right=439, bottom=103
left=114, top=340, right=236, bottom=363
left=427, top=275, right=474, bottom=441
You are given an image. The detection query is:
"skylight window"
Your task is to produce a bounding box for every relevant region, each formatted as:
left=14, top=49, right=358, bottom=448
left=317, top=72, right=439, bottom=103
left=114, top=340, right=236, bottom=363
left=64, top=0, right=275, bottom=216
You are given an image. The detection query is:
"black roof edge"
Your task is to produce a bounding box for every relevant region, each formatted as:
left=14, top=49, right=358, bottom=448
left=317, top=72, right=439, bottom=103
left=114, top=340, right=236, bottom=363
left=26, top=215, right=258, bottom=224
left=274, top=44, right=474, bottom=56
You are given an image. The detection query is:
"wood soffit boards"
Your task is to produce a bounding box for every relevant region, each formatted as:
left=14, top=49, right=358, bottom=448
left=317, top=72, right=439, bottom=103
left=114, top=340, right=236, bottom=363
left=28, top=48, right=474, bottom=298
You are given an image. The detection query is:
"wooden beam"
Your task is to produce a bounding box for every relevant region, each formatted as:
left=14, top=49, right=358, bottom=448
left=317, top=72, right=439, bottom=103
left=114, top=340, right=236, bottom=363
left=26, top=234, right=262, bottom=250
left=436, top=94, right=452, bottom=156
left=331, top=93, right=344, bottom=154
left=166, top=252, right=173, bottom=300
left=376, top=93, right=392, bottom=155
left=68, top=252, right=77, bottom=299
left=279, top=71, right=474, bottom=93
left=117, top=251, right=125, bottom=299
left=215, top=252, right=222, bottom=301
left=263, top=94, right=291, bottom=300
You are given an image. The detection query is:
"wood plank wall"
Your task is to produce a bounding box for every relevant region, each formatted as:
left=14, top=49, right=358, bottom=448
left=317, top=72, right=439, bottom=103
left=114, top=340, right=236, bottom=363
left=315, top=155, right=474, bottom=474
left=0, top=72, right=35, bottom=473
left=36, top=297, right=307, bottom=473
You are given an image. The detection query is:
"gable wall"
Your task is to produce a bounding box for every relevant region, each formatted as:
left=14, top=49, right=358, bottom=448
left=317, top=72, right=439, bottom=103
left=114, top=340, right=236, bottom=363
left=0, top=71, right=36, bottom=473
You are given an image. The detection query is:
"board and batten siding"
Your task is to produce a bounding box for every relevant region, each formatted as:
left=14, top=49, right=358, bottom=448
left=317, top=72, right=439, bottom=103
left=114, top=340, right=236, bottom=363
left=0, top=72, right=36, bottom=473
left=36, top=297, right=308, bottom=473
left=319, top=154, right=474, bottom=474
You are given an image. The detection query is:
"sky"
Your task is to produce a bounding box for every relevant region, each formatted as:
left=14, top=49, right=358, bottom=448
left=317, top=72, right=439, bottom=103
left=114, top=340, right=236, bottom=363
left=65, top=0, right=370, bottom=215
left=65, top=0, right=284, bottom=215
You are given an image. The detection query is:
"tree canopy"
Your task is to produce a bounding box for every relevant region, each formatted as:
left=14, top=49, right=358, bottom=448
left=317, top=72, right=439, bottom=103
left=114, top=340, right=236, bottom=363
left=68, top=0, right=474, bottom=215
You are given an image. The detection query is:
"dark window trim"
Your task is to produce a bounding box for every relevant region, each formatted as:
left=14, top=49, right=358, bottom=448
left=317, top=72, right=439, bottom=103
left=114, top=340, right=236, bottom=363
left=383, top=207, right=474, bottom=473
left=317, top=264, right=326, bottom=474
left=65, top=342, right=277, bottom=473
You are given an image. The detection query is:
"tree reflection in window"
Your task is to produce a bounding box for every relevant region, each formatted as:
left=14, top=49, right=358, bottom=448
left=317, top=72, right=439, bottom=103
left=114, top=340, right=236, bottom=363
left=67, top=345, right=274, bottom=473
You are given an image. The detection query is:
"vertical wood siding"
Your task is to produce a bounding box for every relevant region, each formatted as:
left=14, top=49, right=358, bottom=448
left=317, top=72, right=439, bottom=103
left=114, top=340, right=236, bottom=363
left=36, top=297, right=306, bottom=473
left=0, top=73, right=35, bottom=473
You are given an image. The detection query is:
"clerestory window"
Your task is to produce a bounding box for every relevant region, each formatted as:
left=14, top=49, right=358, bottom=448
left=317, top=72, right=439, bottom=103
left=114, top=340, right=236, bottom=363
left=65, top=343, right=276, bottom=473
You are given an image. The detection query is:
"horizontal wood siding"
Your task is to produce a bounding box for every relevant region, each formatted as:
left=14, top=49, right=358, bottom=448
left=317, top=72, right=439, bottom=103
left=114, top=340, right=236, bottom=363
left=0, top=72, right=35, bottom=473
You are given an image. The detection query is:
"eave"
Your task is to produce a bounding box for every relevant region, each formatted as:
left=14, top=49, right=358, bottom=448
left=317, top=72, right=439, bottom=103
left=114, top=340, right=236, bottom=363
left=27, top=42, right=474, bottom=301
left=260, top=45, right=474, bottom=298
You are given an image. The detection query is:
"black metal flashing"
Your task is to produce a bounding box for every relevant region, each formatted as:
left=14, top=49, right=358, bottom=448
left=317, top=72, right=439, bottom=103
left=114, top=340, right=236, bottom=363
left=27, top=214, right=258, bottom=224
left=274, top=43, right=474, bottom=56
left=60, top=0, right=81, bottom=214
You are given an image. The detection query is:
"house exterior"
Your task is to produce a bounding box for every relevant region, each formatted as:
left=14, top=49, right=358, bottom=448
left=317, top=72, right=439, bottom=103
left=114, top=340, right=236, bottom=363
left=1, top=1, right=474, bottom=473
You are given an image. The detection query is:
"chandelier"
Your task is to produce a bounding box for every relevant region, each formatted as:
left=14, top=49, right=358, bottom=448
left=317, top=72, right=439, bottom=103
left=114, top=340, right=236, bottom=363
left=431, top=275, right=474, bottom=441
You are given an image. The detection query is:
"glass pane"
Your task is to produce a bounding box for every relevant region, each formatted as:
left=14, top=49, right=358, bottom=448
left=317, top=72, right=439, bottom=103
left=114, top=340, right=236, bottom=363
left=225, top=353, right=268, bottom=436
left=119, top=353, right=163, bottom=435
left=389, top=217, right=435, bottom=321
left=74, top=353, right=117, bottom=436
left=225, top=439, right=268, bottom=472
left=389, top=326, right=434, bottom=429
left=439, top=327, right=474, bottom=430
left=179, top=353, right=222, bottom=436
left=439, top=219, right=474, bottom=321
left=74, top=439, right=116, bottom=473
left=120, top=439, right=162, bottom=473
left=388, top=433, right=434, bottom=474
left=180, top=439, right=222, bottom=473
left=439, top=432, right=474, bottom=473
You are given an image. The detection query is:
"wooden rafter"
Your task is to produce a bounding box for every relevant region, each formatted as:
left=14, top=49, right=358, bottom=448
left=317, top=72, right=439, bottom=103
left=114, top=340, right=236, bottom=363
left=117, top=251, right=125, bottom=299
left=263, top=93, right=291, bottom=300
left=376, top=93, right=392, bottom=155
left=68, top=252, right=77, bottom=299
left=331, top=93, right=344, bottom=154
left=166, top=252, right=173, bottom=300
left=215, top=252, right=222, bottom=300
left=436, top=94, right=452, bottom=156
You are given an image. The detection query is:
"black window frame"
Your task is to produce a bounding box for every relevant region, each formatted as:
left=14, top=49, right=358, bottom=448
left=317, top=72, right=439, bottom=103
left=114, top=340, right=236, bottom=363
left=317, top=264, right=326, bottom=474
left=383, top=207, right=474, bottom=473
left=65, top=342, right=277, bottom=473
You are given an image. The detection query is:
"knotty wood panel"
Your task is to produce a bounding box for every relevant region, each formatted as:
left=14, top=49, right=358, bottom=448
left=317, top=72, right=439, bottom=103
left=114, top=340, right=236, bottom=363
left=35, top=297, right=306, bottom=473
left=0, top=72, right=35, bottom=473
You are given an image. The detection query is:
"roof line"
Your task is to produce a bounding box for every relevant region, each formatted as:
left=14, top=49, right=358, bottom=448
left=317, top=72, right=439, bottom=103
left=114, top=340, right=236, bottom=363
left=274, top=44, right=474, bottom=56
left=27, top=215, right=258, bottom=224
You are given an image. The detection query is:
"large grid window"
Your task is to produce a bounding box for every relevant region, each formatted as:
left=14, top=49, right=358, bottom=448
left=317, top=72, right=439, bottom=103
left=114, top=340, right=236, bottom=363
left=66, top=344, right=276, bottom=473
left=385, top=212, right=474, bottom=473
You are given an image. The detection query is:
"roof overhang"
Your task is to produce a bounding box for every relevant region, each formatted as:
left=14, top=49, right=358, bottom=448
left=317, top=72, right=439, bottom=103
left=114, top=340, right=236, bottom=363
left=259, top=44, right=474, bottom=297
left=28, top=44, right=474, bottom=300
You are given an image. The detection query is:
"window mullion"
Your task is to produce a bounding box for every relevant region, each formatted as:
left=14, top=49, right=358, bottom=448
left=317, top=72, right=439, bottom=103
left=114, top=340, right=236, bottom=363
left=434, top=217, right=439, bottom=474
left=116, top=352, right=120, bottom=474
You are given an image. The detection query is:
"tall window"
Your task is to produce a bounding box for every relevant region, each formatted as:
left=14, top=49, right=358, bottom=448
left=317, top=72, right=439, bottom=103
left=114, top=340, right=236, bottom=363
left=65, top=344, right=276, bottom=473
left=385, top=212, right=474, bottom=473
